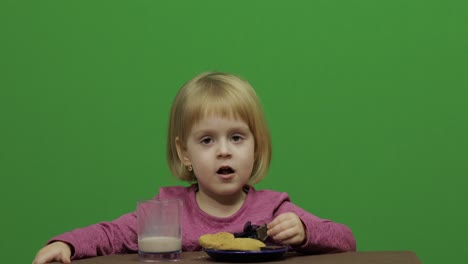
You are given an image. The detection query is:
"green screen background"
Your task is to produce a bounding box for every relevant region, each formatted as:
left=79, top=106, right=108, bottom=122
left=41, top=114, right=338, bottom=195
left=1, top=1, right=467, bottom=263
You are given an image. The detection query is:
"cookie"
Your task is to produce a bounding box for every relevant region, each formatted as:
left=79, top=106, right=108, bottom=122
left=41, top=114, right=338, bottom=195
left=199, top=232, right=266, bottom=251
left=199, top=232, right=235, bottom=249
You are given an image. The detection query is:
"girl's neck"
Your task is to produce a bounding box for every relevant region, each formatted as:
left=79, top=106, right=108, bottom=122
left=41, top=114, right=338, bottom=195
left=195, top=186, right=248, bottom=218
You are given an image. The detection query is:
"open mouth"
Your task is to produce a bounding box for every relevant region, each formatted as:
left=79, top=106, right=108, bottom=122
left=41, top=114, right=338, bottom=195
left=217, top=166, right=235, bottom=175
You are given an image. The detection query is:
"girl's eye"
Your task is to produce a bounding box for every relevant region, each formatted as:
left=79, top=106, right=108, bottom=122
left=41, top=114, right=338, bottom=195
left=231, top=135, right=243, bottom=142
left=200, top=137, right=213, bottom=145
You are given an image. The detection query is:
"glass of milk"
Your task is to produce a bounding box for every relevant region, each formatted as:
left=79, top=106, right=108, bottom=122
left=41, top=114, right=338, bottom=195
left=137, top=199, right=183, bottom=262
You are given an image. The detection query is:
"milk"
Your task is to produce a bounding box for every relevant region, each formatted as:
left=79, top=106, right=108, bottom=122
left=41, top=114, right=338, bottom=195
left=138, top=236, right=182, bottom=253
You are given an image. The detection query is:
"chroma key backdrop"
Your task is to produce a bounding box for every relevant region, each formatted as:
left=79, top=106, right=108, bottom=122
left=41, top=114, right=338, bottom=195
left=1, top=1, right=467, bottom=264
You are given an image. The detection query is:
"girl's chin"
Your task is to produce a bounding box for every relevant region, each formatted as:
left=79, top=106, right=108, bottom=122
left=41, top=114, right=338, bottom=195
left=198, top=178, right=249, bottom=193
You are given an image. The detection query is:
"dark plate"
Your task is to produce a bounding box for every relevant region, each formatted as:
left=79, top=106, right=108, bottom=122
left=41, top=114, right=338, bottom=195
left=204, top=246, right=288, bottom=262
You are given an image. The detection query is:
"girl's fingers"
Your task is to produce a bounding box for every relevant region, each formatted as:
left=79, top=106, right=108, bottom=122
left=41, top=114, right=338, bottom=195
left=267, top=213, right=306, bottom=245
left=60, top=252, right=72, bottom=264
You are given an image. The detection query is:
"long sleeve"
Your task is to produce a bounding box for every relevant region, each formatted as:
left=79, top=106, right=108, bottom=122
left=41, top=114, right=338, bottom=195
left=272, top=193, right=356, bottom=254
left=48, top=212, right=138, bottom=260
left=45, top=185, right=356, bottom=259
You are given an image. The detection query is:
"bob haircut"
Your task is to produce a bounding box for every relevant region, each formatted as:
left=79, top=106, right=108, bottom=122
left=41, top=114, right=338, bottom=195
left=167, top=72, right=271, bottom=184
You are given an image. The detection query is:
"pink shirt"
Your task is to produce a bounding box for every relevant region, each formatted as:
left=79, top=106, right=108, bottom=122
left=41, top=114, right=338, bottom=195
left=49, top=184, right=356, bottom=259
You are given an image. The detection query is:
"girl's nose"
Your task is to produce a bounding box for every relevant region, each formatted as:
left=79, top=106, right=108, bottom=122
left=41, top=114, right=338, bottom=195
left=217, top=141, right=232, bottom=159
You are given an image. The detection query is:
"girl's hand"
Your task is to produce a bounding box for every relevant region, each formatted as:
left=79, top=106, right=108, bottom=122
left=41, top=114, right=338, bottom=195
left=267, top=212, right=306, bottom=246
left=32, top=241, right=72, bottom=264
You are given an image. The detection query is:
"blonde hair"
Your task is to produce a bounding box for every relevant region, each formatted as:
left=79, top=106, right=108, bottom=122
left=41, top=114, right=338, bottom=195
left=167, top=72, right=271, bottom=184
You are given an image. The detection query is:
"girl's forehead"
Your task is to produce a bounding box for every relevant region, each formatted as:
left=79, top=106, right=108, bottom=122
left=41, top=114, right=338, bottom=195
left=193, top=113, right=245, bottom=126
left=188, top=113, right=250, bottom=132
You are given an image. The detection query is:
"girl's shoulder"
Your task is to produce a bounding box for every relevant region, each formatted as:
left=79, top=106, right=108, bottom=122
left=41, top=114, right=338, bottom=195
left=248, top=186, right=291, bottom=202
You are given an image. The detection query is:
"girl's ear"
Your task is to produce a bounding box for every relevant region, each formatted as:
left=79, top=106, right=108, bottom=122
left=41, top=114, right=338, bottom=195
left=175, top=137, right=191, bottom=166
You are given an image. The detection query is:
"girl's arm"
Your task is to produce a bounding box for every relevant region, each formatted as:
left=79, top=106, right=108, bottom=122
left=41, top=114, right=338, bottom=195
left=272, top=201, right=356, bottom=254
left=46, top=212, right=138, bottom=260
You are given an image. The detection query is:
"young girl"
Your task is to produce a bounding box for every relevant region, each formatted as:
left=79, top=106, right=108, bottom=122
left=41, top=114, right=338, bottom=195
left=33, top=72, right=356, bottom=264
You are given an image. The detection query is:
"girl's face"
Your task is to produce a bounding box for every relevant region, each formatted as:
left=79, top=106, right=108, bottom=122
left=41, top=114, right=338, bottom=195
left=178, top=115, right=255, bottom=198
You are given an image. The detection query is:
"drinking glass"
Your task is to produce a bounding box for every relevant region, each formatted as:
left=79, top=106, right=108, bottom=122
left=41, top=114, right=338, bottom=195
left=137, top=199, right=183, bottom=262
